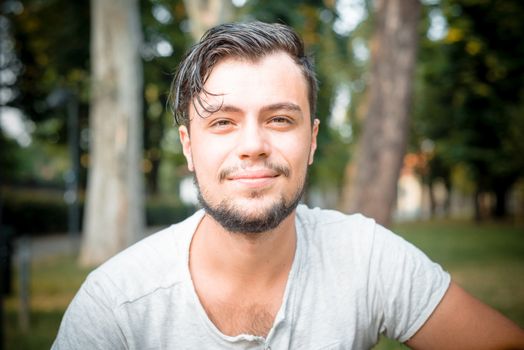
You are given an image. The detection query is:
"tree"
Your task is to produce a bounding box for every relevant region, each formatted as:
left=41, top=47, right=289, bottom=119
left=140, top=0, right=191, bottom=196
left=4, top=0, right=91, bottom=188
left=414, top=0, right=524, bottom=220
left=341, top=0, right=422, bottom=226
left=183, top=0, right=233, bottom=41
left=80, top=0, right=145, bottom=266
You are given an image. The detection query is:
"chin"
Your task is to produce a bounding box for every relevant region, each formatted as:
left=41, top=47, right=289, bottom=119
left=199, top=192, right=300, bottom=234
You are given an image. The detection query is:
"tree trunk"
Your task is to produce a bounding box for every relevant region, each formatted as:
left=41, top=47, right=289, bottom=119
left=492, top=182, right=508, bottom=219
left=474, top=189, right=482, bottom=222
left=429, top=180, right=436, bottom=218
left=340, top=0, right=421, bottom=227
left=80, top=0, right=145, bottom=267
left=183, top=0, right=233, bottom=41
left=443, top=176, right=452, bottom=217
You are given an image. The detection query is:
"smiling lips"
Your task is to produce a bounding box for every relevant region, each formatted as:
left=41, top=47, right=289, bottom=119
left=226, top=169, right=280, bottom=188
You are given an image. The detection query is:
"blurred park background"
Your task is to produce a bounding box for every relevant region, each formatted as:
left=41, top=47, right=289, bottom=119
left=1, top=0, right=523, bottom=349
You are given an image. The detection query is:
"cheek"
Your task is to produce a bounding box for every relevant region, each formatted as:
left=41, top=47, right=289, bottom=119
left=191, top=140, right=228, bottom=179
left=273, top=134, right=312, bottom=166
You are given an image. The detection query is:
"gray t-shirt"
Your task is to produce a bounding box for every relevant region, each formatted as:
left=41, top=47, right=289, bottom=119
left=53, top=205, right=450, bottom=349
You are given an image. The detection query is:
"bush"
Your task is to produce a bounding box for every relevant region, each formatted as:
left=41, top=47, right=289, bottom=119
left=146, top=201, right=196, bottom=226
left=2, top=189, right=78, bottom=235
left=1, top=188, right=195, bottom=236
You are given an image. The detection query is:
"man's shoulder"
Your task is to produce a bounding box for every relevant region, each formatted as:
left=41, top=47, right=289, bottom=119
left=296, top=205, right=379, bottom=257
left=86, top=210, right=204, bottom=305
left=296, top=204, right=376, bottom=234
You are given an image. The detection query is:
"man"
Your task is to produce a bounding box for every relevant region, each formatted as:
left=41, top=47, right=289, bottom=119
left=54, top=22, right=524, bottom=349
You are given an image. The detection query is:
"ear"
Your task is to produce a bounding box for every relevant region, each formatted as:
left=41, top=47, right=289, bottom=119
left=308, top=118, right=320, bottom=165
left=179, top=125, right=194, bottom=171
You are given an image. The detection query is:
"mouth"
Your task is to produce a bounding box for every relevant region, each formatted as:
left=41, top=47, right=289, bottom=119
left=226, top=169, right=281, bottom=188
left=228, top=169, right=280, bottom=180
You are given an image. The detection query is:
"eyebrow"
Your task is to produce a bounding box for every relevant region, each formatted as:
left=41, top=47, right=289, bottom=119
left=210, top=102, right=303, bottom=116
left=261, top=102, right=302, bottom=114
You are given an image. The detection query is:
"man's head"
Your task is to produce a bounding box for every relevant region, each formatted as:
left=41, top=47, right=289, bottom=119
left=172, top=22, right=320, bottom=234
left=170, top=21, right=318, bottom=127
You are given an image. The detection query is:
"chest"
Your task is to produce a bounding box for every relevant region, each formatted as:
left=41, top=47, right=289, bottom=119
left=189, top=257, right=291, bottom=337
left=123, top=279, right=376, bottom=350
left=202, top=298, right=279, bottom=337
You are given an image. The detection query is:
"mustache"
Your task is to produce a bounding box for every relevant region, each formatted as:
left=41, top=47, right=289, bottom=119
left=218, top=161, right=291, bottom=182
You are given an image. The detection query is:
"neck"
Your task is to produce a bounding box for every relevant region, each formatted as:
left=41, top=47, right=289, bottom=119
left=190, top=211, right=297, bottom=287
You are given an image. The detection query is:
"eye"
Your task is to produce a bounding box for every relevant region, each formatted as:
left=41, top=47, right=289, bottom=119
left=268, top=116, right=294, bottom=129
left=208, top=118, right=236, bottom=133
left=210, top=119, right=233, bottom=128
left=269, top=116, right=293, bottom=125
left=215, top=119, right=231, bottom=126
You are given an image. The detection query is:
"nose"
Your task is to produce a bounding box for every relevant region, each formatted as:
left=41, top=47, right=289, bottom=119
left=236, top=120, right=270, bottom=161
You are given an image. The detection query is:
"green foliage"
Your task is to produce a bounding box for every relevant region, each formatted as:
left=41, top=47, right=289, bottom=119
left=2, top=189, right=74, bottom=235
left=8, top=0, right=90, bottom=119
left=3, top=0, right=369, bottom=199
left=145, top=199, right=196, bottom=226
left=413, top=0, right=524, bottom=211
left=0, top=133, right=25, bottom=181
left=1, top=188, right=195, bottom=235
left=2, top=0, right=90, bottom=191
left=140, top=0, right=192, bottom=193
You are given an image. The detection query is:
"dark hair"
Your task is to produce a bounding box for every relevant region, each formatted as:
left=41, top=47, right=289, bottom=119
left=169, top=21, right=318, bottom=126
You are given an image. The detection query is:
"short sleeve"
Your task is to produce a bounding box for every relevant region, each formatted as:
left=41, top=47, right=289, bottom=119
left=369, top=223, right=451, bottom=342
left=52, top=272, right=127, bottom=350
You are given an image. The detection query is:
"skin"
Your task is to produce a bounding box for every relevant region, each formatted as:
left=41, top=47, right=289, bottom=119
left=178, top=51, right=524, bottom=346
left=406, top=282, right=524, bottom=349
left=180, top=54, right=318, bottom=223
left=179, top=52, right=319, bottom=336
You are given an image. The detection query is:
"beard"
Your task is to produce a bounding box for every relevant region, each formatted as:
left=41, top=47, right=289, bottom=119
left=194, top=164, right=306, bottom=234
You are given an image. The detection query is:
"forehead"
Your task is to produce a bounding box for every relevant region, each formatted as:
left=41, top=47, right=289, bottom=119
left=192, top=52, right=309, bottom=117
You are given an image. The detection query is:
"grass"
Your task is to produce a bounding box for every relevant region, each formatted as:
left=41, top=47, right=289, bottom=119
left=4, top=255, right=92, bottom=349
left=395, top=219, right=524, bottom=325
left=3, top=219, right=524, bottom=349
left=372, top=219, right=524, bottom=350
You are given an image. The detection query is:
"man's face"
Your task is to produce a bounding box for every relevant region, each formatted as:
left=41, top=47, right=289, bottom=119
left=179, top=51, right=319, bottom=233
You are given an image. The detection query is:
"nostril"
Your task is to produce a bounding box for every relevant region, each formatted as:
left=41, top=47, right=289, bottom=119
left=236, top=132, right=270, bottom=158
